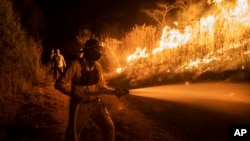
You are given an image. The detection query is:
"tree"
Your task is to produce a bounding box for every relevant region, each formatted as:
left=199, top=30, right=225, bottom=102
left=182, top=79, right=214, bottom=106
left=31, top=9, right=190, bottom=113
left=175, top=0, right=193, bottom=9
left=141, top=0, right=192, bottom=29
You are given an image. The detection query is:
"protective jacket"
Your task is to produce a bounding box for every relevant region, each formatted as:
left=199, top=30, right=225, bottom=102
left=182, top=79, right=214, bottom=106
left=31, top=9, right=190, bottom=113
left=54, top=59, right=105, bottom=102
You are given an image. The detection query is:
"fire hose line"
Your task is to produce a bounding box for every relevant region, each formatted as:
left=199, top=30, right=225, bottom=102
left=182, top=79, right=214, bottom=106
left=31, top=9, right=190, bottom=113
left=124, top=95, right=129, bottom=139
left=73, top=104, right=80, bottom=141
left=73, top=87, right=90, bottom=141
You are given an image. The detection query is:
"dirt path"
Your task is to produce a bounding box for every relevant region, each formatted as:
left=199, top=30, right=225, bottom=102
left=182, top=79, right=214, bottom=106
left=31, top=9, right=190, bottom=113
left=9, top=74, right=69, bottom=141
left=8, top=74, right=173, bottom=141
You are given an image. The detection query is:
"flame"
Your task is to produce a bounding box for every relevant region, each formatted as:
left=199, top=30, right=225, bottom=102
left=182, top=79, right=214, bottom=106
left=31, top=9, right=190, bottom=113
left=220, top=0, right=249, bottom=20
left=207, top=0, right=223, bottom=4
left=126, top=47, right=149, bottom=62
left=152, top=25, right=192, bottom=54
left=116, top=67, right=122, bottom=73
left=123, top=0, right=250, bottom=73
left=230, top=0, right=248, bottom=15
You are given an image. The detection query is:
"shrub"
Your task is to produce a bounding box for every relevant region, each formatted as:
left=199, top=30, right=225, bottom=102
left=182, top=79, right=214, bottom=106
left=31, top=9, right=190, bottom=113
left=0, top=0, right=44, bottom=122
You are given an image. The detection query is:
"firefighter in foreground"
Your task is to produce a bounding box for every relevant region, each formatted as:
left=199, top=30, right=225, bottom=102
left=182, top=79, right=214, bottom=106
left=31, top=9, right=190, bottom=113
left=54, top=39, right=116, bottom=141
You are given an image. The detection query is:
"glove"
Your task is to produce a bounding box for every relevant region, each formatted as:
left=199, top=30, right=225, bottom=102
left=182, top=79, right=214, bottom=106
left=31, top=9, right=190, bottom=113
left=115, top=88, right=129, bottom=99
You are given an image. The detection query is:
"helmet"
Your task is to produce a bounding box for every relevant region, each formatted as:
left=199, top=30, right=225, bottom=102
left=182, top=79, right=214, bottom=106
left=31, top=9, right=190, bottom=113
left=83, top=39, right=102, bottom=62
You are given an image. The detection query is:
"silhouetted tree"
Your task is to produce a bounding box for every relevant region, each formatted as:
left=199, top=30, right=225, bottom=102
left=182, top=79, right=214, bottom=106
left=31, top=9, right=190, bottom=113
left=175, top=0, right=193, bottom=9
left=141, top=0, right=192, bottom=29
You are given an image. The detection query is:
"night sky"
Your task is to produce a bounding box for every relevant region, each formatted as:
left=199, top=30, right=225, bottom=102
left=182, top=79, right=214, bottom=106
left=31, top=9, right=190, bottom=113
left=34, top=0, right=177, bottom=61
left=35, top=0, right=175, bottom=39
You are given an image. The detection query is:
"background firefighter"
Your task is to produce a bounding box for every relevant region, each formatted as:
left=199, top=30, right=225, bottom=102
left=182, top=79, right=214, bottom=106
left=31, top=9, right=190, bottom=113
left=54, top=39, right=115, bottom=141
left=51, top=49, right=67, bottom=80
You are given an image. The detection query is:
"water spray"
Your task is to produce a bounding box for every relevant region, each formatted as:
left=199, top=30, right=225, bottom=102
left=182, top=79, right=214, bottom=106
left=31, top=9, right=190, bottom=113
left=128, top=82, right=250, bottom=105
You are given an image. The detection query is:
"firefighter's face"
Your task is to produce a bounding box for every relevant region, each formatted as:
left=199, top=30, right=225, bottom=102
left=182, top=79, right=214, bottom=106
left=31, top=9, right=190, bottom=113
left=84, top=48, right=101, bottom=62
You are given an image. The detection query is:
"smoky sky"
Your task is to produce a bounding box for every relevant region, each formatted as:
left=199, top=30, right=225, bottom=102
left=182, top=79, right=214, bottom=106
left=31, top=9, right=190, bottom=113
left=34, top=0, right=177, bottom=61
left=35, top=0, right=176, bottom=38
left=36, top=0, right=141, bottom=38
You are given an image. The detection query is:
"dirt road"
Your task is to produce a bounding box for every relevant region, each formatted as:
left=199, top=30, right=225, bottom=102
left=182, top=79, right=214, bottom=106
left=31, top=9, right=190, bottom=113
left=128, top=81, right=250, bottom=141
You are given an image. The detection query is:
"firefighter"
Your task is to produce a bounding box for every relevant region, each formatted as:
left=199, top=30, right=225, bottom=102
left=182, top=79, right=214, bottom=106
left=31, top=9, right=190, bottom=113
left=54, top=39, right=115, bottom=141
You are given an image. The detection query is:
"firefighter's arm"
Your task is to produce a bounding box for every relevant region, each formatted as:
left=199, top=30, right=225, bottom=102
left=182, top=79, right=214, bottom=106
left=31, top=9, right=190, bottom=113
left=97, top=74, right=113, bottom=90
left=72, top=85, right=98, bottom=102
left=95, top=63, right=114, bottom=91
left=62, top=56, right=66, bottom=68
left=95, top=63, right=129, bottom=98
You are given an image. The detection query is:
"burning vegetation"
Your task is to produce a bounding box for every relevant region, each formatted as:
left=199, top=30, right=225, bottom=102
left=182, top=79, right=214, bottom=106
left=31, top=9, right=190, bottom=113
left=100, top=0, right=250, bottom=87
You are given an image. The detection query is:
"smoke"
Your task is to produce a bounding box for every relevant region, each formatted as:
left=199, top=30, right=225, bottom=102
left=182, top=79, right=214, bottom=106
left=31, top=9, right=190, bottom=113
left=175, top=0, right=242, bottom=24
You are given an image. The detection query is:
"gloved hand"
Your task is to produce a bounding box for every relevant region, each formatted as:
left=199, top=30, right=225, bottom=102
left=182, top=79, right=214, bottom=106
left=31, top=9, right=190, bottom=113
left=114, top=88, right=129, bottom=99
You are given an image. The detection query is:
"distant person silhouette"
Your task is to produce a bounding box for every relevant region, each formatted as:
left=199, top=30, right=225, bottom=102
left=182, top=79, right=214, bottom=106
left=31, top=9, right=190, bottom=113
left=51, top=49, right=66, bottom=80
left=49, top=48, right=55, bottom=73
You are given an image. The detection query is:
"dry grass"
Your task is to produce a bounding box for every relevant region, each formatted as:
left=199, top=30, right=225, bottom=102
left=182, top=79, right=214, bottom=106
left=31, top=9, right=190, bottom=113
left=0, top=0, right=45, bottom=126
left=77, top=20, right=250, bottom=88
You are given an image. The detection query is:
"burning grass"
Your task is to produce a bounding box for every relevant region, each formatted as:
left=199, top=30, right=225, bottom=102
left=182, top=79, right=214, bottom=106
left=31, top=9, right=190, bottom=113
left=105, top=0, right=250, bottom=88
